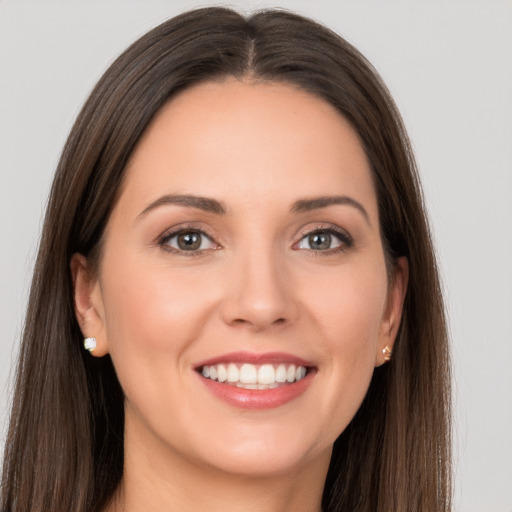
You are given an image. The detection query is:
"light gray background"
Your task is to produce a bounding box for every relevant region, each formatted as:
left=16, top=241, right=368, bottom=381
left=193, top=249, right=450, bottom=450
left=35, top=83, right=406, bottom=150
left=0, top=1, right=510, bottom=510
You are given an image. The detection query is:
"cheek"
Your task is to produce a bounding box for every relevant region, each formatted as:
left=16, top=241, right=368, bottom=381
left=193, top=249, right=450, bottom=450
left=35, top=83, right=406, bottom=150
left=99, top=253, right=222, bottom=388
left=303, top=261, right=388, bottom=427
left=310, top=264, right=388, bottom=355
left=98, top=256, right=223, bottom=425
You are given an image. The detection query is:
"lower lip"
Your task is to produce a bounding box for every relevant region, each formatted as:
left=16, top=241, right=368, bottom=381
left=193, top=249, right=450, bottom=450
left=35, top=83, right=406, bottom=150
left=198, top=372, right=315, bottom=409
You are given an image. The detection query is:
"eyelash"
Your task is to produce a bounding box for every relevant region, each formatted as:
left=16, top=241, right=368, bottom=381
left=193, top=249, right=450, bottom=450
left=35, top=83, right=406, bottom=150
left=294, top=225, right=353, bottom=255
left=157, top=224, right=220, bottom=256
left=157, top=224, right=353, bottom=255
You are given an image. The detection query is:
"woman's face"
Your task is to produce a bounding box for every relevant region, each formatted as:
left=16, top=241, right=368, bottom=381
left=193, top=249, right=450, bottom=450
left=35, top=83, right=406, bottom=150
left=74, top=79, right=407, bottom=478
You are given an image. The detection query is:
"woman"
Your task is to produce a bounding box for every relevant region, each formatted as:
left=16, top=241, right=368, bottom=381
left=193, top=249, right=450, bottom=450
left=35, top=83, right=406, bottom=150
left=1, top=7, right=451, bottom=512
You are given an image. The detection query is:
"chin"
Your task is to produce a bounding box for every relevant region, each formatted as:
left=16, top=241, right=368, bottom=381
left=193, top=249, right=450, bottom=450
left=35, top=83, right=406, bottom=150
left=201, top=446, right=322, bottom=478
left=177, top=420, right=334, bottom=479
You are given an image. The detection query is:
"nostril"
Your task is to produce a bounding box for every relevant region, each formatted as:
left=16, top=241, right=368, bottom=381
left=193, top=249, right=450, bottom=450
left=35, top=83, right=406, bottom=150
left=230, top=317, right=286, bottom=327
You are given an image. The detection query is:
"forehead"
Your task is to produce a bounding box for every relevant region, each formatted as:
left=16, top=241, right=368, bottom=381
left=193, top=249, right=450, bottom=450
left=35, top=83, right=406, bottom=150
left=119, top=78, right=376, bottom=217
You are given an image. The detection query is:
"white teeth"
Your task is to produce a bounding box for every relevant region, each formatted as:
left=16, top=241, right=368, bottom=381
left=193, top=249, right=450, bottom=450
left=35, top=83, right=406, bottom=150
left=217, top=364, right=227, bottom=382
left=227, top=363, right=239, bottom=382
left=258, top=364, right=275, bottom=385
left=275, top=364, right=287, bottom=382
left=239, top=364, right=258, bottom=384
left=236, top=383, right=258, bottom=389
left=200, top=362, right=308, bottom=386
left=237, top=383, right=281, bottom=390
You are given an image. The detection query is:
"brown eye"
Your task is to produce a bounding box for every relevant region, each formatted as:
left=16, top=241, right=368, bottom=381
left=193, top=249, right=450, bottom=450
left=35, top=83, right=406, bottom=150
left=161, top=229, right=217, bottom=252
left=177, top=232, right=202, bottom=250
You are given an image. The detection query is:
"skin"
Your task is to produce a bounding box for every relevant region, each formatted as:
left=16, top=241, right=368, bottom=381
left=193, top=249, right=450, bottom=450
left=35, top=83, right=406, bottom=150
left=72, top=79, right=408, bottom=512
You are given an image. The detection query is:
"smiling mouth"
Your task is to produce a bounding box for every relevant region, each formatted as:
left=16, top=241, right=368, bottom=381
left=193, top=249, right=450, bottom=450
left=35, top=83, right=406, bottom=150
left=195, top=352, right=316, bottom=408
left=198, top=362, right=310, bottom=390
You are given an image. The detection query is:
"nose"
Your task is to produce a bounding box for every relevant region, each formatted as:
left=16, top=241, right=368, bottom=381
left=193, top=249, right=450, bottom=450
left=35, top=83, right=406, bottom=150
left=220, top=247, right=298, bottom=332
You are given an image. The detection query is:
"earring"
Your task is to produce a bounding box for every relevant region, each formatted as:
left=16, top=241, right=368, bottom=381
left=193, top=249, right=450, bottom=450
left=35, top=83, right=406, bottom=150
left=382, top=345, right=392, bottom=362
left=84, top=337, right=97, bottom=353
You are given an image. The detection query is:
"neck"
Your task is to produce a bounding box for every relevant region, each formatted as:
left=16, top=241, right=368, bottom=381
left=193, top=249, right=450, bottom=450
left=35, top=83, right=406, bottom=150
left=105, top=419, right=330, bottom=512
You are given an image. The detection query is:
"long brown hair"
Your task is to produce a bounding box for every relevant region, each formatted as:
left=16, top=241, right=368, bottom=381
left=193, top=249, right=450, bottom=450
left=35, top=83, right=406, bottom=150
left=1, top=7, right=451, bottom=512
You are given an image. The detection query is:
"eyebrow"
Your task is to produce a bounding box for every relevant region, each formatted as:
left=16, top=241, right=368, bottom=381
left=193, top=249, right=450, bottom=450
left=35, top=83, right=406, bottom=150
left=291, top=195, right=370, bottom=224
left=137, top=194, right=227, bottom=219
left=137, top=193, right=370, bottom=224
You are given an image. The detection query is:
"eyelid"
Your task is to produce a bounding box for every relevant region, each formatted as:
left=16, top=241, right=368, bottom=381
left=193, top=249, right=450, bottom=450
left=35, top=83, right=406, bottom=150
left=293, top=223, right=353, bottom=252
left=154, top=222, right=352, bottom=255
left=156, top=223, right=221, bottom=253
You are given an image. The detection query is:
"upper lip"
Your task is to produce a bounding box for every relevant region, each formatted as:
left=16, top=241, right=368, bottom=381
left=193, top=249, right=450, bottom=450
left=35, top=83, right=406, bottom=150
left=194, top=351, right=315, bottom=369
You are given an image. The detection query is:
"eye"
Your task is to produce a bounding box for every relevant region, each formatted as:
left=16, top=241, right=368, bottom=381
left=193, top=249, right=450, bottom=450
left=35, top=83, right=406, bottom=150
left=295, top=228, right=352, bottom=252
left=160, top=229, right=218, bottom=252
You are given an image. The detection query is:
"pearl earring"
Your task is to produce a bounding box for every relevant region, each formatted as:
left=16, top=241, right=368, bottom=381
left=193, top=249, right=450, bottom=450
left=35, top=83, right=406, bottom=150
left=84, top=337, right=97, bottom=353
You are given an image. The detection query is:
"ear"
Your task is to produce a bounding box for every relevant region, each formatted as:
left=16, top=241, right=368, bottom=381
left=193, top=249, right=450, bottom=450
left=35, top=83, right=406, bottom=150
left=375, top=256, right=409, bottom=366
left=70, top=253, right=109, bottom=357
